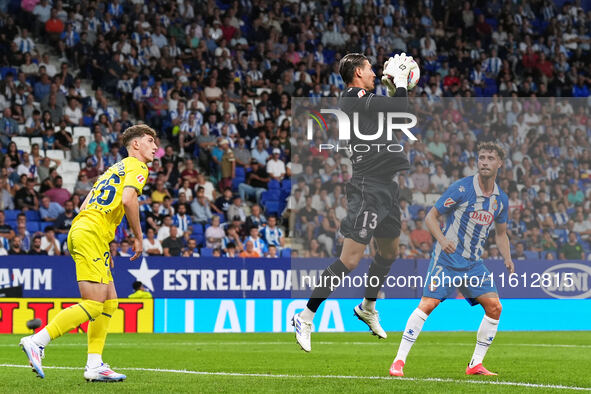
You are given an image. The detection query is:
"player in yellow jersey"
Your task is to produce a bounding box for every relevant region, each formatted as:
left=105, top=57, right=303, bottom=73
left=20, top=124, right=158, bottom=381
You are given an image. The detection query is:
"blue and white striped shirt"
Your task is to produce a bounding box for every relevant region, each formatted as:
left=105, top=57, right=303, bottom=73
left=433, top=176, right=509, bottom=264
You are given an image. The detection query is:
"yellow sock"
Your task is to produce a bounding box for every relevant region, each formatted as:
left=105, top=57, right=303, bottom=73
left=88, top=299, right=118, bottom=355
left=46, top=299, right=104, bottom=339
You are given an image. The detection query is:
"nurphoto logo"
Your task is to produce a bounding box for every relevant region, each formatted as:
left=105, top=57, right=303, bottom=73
left=306, top=109, right=418, bottom=153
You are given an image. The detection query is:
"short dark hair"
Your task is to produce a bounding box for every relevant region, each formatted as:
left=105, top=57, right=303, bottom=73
left=133, top=281, right=143, bottom=291
left=476, top=142, right=505, bottom=160
left=339, top=53, right=369, bottom=85
left=122, top=124, right=157, bottom=148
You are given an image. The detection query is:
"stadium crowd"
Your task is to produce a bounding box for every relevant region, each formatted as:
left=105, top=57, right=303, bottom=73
left=0, top=0, right=590, bottom=260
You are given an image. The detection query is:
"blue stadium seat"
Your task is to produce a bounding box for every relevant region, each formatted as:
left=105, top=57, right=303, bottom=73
left=194, top=234, right=205, bottom=247
left=4, top=210, right=19, bottom=221
left=201, top=247, right=213, bottom=257
left=232, top=177, right=244, bottom=192
left=523, top=251, right=539, bottom=260
left=25, top=210, right=41, bottom=222
left=26, top=222, right=40, bottom=233
left=192, top=224, right=203, bottom=234
left=263, top=201, right=280, bottom=215
left=261, top=190, right=281, bottom=202
left=6, top=220, right=16, bottom=229
left=281, top=179, right=291, bottom=191
left=39, top=222, right=52, bottom=232
left=409, top=204, right=423, bottom=220
left=281, top=248, right=291, bottom=257
left=0, top=67, right=17, bottom=79
left=57, top=233, right=68, bottom=244
left=235, top=167, right=245, bottom=179
left=268, top=180, right=280, bottom=190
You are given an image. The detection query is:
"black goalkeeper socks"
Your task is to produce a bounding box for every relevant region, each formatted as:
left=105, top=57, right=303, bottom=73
left=306, top=259, right=351, bottom=312
left=364, top=254, right=394, bottom=301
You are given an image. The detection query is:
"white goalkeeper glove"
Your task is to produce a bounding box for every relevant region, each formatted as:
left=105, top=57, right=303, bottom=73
left=381, top=57, right=396, bottom=97
left=384, top=52, right=413, bottom=90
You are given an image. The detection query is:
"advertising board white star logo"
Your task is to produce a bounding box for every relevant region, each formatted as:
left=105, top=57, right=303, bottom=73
left=459, top=186, right=465, bottom=192
left=128, top=257, right=159, bottom=292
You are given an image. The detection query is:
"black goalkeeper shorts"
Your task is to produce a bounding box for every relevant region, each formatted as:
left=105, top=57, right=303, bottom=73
left=339, top=175, right=402, bottom=245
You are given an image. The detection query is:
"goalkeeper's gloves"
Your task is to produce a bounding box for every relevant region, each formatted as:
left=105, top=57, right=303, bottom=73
left=381, top=57, right=397, bottom=97
left=384, top=52, right=413, bottom=90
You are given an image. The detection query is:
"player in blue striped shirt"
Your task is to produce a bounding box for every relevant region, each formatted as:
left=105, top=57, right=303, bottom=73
left=390, top=142, right=515, bottom=377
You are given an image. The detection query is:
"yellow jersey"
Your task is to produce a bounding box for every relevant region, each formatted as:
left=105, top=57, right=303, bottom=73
left=128, top=289, right=153, bottom=299
left=72, top=156, right=149, bottom=241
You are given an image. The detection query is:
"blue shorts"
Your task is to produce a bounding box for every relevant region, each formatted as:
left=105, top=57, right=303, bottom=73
left=422, top=253, right=498, bottom=306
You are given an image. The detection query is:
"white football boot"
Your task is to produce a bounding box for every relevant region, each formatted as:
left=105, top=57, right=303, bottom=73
left=291, top=313, right=313, bottom=352
left=354, top=304, right=387, bottom=339
left=19, top=335, right=45, bottom=378
left=84, top=363, right=126, bottom=382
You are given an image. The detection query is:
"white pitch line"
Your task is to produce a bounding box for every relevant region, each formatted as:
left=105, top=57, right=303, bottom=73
left=0, top=364, right=589, bottom=391
left=1, top=341, right=590, bottom=348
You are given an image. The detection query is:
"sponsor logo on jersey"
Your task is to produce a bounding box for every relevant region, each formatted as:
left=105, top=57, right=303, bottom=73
left=469, top=210, right=494, bottom=225
left=357, top=89, right=366, bottom=97
left=359, top=228, right=368, bottom=239
left=444, top=198, right=456, bottom=207
left=136, top=174, right=145, bottom=184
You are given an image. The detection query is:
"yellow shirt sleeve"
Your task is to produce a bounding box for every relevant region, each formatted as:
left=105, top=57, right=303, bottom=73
left=124, top=158, right=149, bottom=195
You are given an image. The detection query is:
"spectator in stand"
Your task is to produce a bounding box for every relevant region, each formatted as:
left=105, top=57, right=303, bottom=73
left=8, top=236, right=27, bottom=255
left=205, top=215, right=225, bottom=249
left=266, top=148, right=286, bottom=181
left=44, top=175, right=71, bottom=205
left=63, top=98, right=83, bottom=126
left=185, top=239, right=201, bottom=258
left=239, top=240, right=260, bottom=258
left=71, top=136, right=88, bottom=163
left=39, top=195, right=64, bottom=222
left=180, top=158, right=199, bottom=190
left=410, top=219, right=433, bottom=251
left=559, top=232, right=585, bottom=260
left=261, top=215, right=285, bottom=251
left=88, top=130, right=108, bottom=155
left=14, top=178, right=39, bottom=211
left=54, top=199, right=77, bottom=234
left=143, top=228, right=163, bottom=256
left=172, top=203, right=192, bottom=234
left=40, top=226, right=60, bottom=256
left=191, top=193, right=212, bottom=226
left=239, top=159, right=269, bottom=204
left=157, top=215, right=173, bottom=242
left=219, top=139, right=235, bottom=191
left=54, top=120, right=73, bottom=150
left=28, top=235, right=48, bottom=255
left=162, top=226, right=183, bottom=257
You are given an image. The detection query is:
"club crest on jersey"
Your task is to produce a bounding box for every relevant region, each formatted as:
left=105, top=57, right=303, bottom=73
left=136, top=174, right=145, bottom=184
left=470, top=210, right=494, bottom=225
left=492, top=199, right=498, bottom=211
left=357, top=89, right=366, bottom=97
left=444, top=198, right=456, bottom=207
left=359, top=228, right=368, bottom=238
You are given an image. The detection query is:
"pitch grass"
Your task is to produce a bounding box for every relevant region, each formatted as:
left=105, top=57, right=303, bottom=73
left=0, top=332, right=590, bottom=393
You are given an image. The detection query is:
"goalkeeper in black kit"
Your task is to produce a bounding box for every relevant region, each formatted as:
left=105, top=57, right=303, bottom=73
left=293, top=52, right=416, bottom=352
